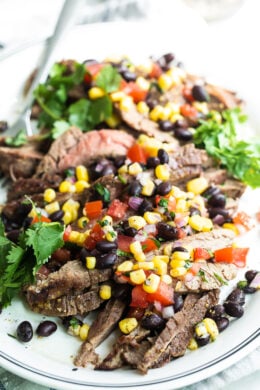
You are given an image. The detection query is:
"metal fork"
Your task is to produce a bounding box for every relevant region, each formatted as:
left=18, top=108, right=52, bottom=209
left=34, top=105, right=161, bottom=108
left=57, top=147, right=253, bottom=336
left=6, top=0, right=83, bottom=137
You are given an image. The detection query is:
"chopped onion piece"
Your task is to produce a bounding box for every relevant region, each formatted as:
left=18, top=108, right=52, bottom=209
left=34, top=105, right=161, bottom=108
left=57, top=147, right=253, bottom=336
left=128, top=196, right=143, bottom=210
left=249, top=272, right=260, bottom=289
left=143, top=224, right=157, bottom=235
left=162, top=305, right=175, bottom=319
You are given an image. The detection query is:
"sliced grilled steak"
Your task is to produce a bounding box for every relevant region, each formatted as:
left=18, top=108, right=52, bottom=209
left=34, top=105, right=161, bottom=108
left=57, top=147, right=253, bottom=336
left=206, top=83, right=243, bottom=109
left=216, top=179, right=246, bottom=199
left=36, top=128, right=135, bottom=175
left=137, top=290, right=219, bottom=373
left=25, top=260, right=112, bottom=304
left=75, top=298, right=127, bottom=367
left=173, top=263, right=237, bottom=293
left=27, top=287, right=103, bottom=316
left=203, top=168, right=228, bottom=185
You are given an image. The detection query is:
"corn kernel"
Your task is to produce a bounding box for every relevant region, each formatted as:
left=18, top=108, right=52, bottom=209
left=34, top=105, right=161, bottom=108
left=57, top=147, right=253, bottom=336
left=88, top=87, right=105, bottom=99
left=101, top=215, right=113, bottom=226
left=43, top=188, right=56, bottom=203
left=133, top=261, right=154, bottom=271
left=105, top=113, right=121, bottom=128
left=195, top=321, right=208, bottom=338
left=63, top=211, right=72, bottom=225
left=119, top=96, right=134, bottom=112
left=79, top=324, right=90, bottom=341
left=134, top=251, right=146, bottom=262
left=193, top=101, right=209, bottom=115
left=187, top=338, right=198, bottom=350
left=137, top=59, right=153, bottom=74
left=144, top=211, right=162, bottom=224
left=68, top=231, right=82, bottom=244
left=158, top=106, right=172, bottom=121
left=170, top=267, right=187, bottom=277
left=59, top=180, right=74, bottom=193
left=222, top=223, right=239, bottom=235
left=186, top=177, right=209, bottom=195
left=75, top=180, right=90, bottom=193
left=76, top=165, right=89, bottom=182
left=209, top=110, right=222, bottom=124
left=153, top=258, right=167, bottom=276
left=176, top=199, right=188, bottom=213
left=171, top=251, right=190, bottom=262
left=86, top=256, right=96, bottom=269
left=129, top=241, right=146, bottom=262
left=110, top=91, right=126, bottom=102
left=136, top=76, right=150, bottom=91
left=152, top=255, right=170, bottom=264
left=105, top=229, right=117, bottom=242
left=165, top=102, right=180, bottom=115
left=163, top=243, right=173, bottom=256
left=203, top=318, right=219, bottom=341
left=128, top=216, right=146, bottom=230
left=119, top=318, right=138, bottom=334
left=158, top=74, right=172, bottom=91
left=68, top=324, right=81, bottom=337
left=118, top=164, right=128, bottom=174
left=170, top=113, right=184, bottom=123
left=117, top=261, right=134, bottom=273
left=99, top=284, right=112, bottom=300
left=141, top=180, right=155, bottom=196
left=189, top=215, right=213, bottom=232
left=143, top=273, right=160, bottom=293
left=170, top=259, right=186, bottom=268
left=128, top=162, right=143, bottom=175
left=149, top=105, right=164, bottom=122
left=45, top=201, right=60, bottom=215
left=137, top=101, right=149, bottom=114
left=77, top=216, right=89, bottom=229
left=155, top=164, right=170, bottom=181
left=130, top=269, right=146, bottom=284
left=161, top=274, right=173, bottom=285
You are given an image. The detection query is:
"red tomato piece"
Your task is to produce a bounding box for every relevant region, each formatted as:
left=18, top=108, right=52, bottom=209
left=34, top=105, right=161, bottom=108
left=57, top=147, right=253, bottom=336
left=107, top=199, right=128, bottom=219
left=31, top=215, right=51, bottom=224
left=193, top=247, right=212, bottom=261
left=180, top=103, right=198, bottom=118
left=155, top=195, right=176, bottom=212
left=117, top=234, right=133, bottom=252
left=127, top=143, right=148, bottom=164
left=182, top=86, right=194, bottom=102
left=233, top=211, right=254, bottom=231
left=147, top=281, right=174, bottom=306
left=122, top=82, right=148, bottom=103
left=189, top=262, right=202, bottom=276
left=142, top=238, right=158, bottom=253
left=214, top=247, right=249, bottom=268
left=63, top=225, right=72, bottom=241
left=84, top=200, right=103, bottom=219
left=84, top=63, right=104, bottom=84
left=149, top=62, right=162, bottom=79
left=84, top=223, right=104, bottom=250
left=130, top=285, right=149, bottom=308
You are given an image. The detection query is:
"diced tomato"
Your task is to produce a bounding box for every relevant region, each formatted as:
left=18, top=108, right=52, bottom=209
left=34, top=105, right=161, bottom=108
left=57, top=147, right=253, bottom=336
left=142, top=238, right=158, bottom=253
left=119, top=78, right=128, bottom=90
left=176, top=228, right=187, bottom=239
left=115, top=271, right=131, bottom=284
left=107, top=199, right=128, bottom=219
left=149, top=62, right=162, bottom=79
left=193, top=247, right=212, bottom=261
left=130, top=285, right=149, bottom=308
left=127, top=143, right=148, bottom=164
left=214, top=247, right=249, bottom=268
left=63, top=225, right=72, bottom=241
left=189, top=262, right=202, bottom=276
left=31, top=214, right=51, bottom=224
left=182, top=86, right=194, bottom=102
left=117, top=234, right=133, bottom=252
left=84, top=63, right=104, bottom=84
left=147, top=281, right=174, bottom=306
left=84, top=223, right=104, bottom=250
left=180, top=103, right=198, bottom=118
left=122, top=82, right=148, bottom=103
left=155, top=195, right=176, bottom=212
left=84, top=200, right=103, bottom=219
left=233, top=211, right=254, bottom=231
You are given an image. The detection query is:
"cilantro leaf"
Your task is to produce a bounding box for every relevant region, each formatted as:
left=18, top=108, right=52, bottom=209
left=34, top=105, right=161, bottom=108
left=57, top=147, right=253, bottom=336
left=213, top=272, right=228, bottom=286
left=68, top=98, right=90, bottom=129
left=95, top=64, right=122, bottom=93
left=5, top=129, right=28, bottom=147
left=88, top=95, right=112, bottom=129
left=51, top=120, right=70, bottom=139
left=94, top=183, right=111, bottom=202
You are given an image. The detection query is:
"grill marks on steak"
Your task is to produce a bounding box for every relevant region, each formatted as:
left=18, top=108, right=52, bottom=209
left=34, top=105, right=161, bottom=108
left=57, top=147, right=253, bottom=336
left=74, top=298, right=127, bottom=367
left=25, top=260, right=112, bottom=304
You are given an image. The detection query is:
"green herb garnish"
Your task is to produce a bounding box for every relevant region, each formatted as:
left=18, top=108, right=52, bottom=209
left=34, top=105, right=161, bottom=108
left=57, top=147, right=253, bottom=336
left=213, top=272, right=228, bottom=286
left=5, top=129, right=28, bottom=147
left=94, top=183, right=111, bottom=203
left=198, top=269, right=208, bottom=282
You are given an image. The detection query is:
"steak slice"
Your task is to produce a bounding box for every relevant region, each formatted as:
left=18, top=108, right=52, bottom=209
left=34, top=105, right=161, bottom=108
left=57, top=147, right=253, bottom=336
left=173, top=263, right=237, bottom=293
left=27, top=287, right=103, bottom=316
left=36, top=127, right=135, bottom=175
left=25, top=260, right=112, bottom=304
left=206, top=83, right=243, bottom=109
left=137, top=290, right=219, bottom=373
left=74, top=298, right=127, bottom=367
left=217, top=178, right=246, bottom=199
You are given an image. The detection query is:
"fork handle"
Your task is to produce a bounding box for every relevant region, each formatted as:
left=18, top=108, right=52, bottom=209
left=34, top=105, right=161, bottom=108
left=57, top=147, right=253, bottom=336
left=21, top=0, right=83, bottom=111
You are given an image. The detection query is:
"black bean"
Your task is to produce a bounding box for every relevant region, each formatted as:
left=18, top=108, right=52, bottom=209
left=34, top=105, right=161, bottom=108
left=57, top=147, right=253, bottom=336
left=96, top=240, right=118, bottom=253
left=174, top=294, right=184, bottom=312
left=245, top=269, right=258, bottom=283
left=215, top=317, right=229, bottom=333
left=49, top=209, right=64, bottom=222
left=192, top=85, right=210, bottom=102
left=189, top=206, right=201, bottom=216
left=121, top=70, right=137, bottom=82
left=206, top=304, right=225, bottom=320
left=0, top=120, right=8, bottom=133
left=201, top=186, right=220, bottom=198
left=224, top=302, right=244, bottom=318
left=101, top=164, right=116, bottom=176
left=82, top=58, right=98, bottom=65
left=6, top=229, right=20, bottom=243
left=174, top=127, right=193, bottom=141
left=212, top=214, right=225, bottom=226
left=36, top=321, right=57, bottom=337
left=173, top=119, right=189, bottom=129
left=243, top=286, right=257, bottom=294
left=157, top=222, right=178, bottom=240
left=124, top=226, right=138, bottom=237
left=158, top=120, right=175, bottom=132
left=156, top=181, right=172, bottom=196
left=208, top=207, right=229, bottom=219
left=146, top=157, right=160, bottom=168
left=80, top=247, right=91, bottom=263
left=96, top=252, right=117, bottom=269
left=208, top=193, right=226, bottom=208
left=114, top=155, right=125, bottom=168
left=17, top=321, right=33, bottom=342
left=226, top=288, right=245, bottom=305
left=145, top=97, right=158, bottom=110
left=195, top=334, right=210, bottom=347
left=158, top=149, right=169, bottom=164
left=138, top=199, right=153, bottom=214
left=163, top=53, right=175, bottom=64
left=128, top=181, right=142, bottom=196
left=172, top=246, right=189, bottom=253
left=141, top=313, right=166, bottom=331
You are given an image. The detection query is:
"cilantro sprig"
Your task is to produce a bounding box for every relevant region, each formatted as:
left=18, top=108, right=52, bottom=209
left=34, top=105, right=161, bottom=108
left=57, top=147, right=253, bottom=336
left=194, top=108, right=260, bottom=188
left=0, top=219, right=64, bottom=308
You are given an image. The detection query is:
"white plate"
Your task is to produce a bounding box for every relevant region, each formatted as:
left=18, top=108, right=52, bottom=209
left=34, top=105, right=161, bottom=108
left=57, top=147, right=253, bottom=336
left=0, top=9, right=260, bottom=390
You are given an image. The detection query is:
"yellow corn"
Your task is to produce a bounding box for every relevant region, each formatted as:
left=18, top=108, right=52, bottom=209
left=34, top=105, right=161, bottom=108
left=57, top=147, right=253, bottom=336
left=129, top=241, right=146, bottom=262
left=195, top=321, right=208, bottom=338
left=59, top=180, right=74, bottom=193
left=222, top=223, right=239, bottom=235
left=170, top=259, right=186, bottom=268
left=128, top=216, right=146, bottom=230
left=117, top=261, right=134, bottom=273
left=165, top=102, right=180, bottom=115
left=118, top=164, right=128, bottom=174
left=43, top=188, right=56, bottom=203
left=158, top=106, right=172, bottom=121
left=153, top=258, right=167, bottom=276
left=141, top=180, right=155, bottom=196
left=75, top=180, right=90, bottom=193
left=171, top=251, right=190, bottom=261
left=158, top=73, right=172, bottom=91
left=144, top=211, right=162, bottom=224
left=186, top=177, right=209, bottom=195
left=119, top=318, right=138, bottom=334
left=163, top=243, right=173, bottom=256
left=63, top=211, right=72, bottom=225
left=149, top=105, right=164, bottom=122
left=133, top=261, right=154, bottom=271
left=170, top=113, right=184, bottom=123
left=119, top=96, right=134, bottom=111
left=105, top=229, right=117, bottom=242
left=209, top=110, right=222, bottom=124
left=62, top=199, right=80, bottom=220
left=45, top=201, right=60, bottom=215
left=137, top=101, right=149, bottom=114
left=88, top=87, right=106, bottom=99
left=99, top=285, right=112, bottom=300
left=203, top=318, right=219, bottom=341
left=176, top=199, right=188, bottom=213
left=110, top=91, right=126, bottom=102
left=105, top=113, right=121, bottom=128
left=79, top=324, right=90, bottom=341
left=128, top=162, right=143, bottom=175
left=170, top=267, right=187, bottom=277
left=189, top=215, right=213, bottom=232
left=101, top=215, right=113, bottom=226
left=152, top=255, right=170, bottom=264
left=86, top=256, right=96, bottom=270
left=130, top=269, right=146, bottom=284
left=193, top=101, right=209, bottom=115
left=76, top=165, right=89, bottom=182
left=155, top=164, right=170, bottom=181
left=143, top=273, right=160, bottom=293
left=187, top=338, right=199, bottom=350
left=136, top=76, right=150, bottom=91
left=136, top=59, right=153, bottom=74
left=161, top=274, right=173, bottom=285
left=77, top=216, right=89, bottom=229
left=69, top=231, right=85, bottom=245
